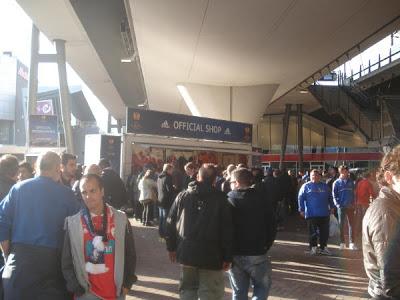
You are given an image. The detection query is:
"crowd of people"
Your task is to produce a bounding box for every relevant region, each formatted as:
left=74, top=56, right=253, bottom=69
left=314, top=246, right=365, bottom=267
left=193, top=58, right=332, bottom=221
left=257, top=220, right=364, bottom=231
left=0, top=152, right=136, bottom=300
left=0, top=147, right=398, bottom=299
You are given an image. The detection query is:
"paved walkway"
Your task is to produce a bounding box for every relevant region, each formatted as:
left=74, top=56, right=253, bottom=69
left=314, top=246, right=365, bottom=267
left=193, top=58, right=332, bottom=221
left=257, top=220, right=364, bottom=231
left=127, top=217, right=369, bottom=300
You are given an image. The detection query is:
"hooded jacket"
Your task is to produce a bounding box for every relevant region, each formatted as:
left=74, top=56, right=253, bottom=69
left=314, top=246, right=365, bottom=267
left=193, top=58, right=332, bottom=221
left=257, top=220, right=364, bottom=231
left=101, top=168, right=128, bottom=209
left=227, top=187, right=276, bottom=256
left=157, top=171, right=175, bottom=209
left=362, top=186, right=400, bottom=299
left=165, top=181, right=233, bottom=270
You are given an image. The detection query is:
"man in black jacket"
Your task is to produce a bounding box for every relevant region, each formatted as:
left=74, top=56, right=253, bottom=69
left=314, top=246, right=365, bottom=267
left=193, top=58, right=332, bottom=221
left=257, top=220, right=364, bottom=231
left=99, top=158, right=128, bottom=209
left=166, top=164, right=233, bottom=300
left=228, top=168, right=276, bottom=300
left=157, top=164, right=175, bottom=238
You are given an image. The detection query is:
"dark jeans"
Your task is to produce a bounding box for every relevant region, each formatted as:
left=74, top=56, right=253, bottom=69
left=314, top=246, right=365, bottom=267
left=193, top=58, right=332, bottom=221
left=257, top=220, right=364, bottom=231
left=337, top=207, right=355, bottom=244
left=307, top=216, right=329, bottom=249
left=354, top=205, right=368, bottom=243
left=158, top=207, right=169, bottom=238
left=141, top=200, right=154, bottom=225
left=3, top=243, right=70, bottom=300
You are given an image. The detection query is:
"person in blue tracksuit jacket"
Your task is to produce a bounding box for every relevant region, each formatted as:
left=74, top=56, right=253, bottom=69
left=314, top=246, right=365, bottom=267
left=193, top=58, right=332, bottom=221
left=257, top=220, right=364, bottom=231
left=332, top=165, right=357, bottom=250
left=298, top=169, right=334, bottom=255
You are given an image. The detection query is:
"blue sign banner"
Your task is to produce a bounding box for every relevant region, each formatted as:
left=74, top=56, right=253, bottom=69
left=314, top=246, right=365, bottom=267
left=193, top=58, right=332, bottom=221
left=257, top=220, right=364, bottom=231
left=29, top=115, right=58, bottom=147
left=127, top=108, right=252, bottom=143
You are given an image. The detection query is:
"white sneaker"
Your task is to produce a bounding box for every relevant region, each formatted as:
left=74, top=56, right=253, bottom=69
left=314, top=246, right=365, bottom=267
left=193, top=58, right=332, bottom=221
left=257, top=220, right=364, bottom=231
left=310, top=246, right=318, bottom=255
left=339, top=243, right=346, bottom=250
left=319, top=248, right=332, bottom=256
left=349, top=243, right=358, bottom=250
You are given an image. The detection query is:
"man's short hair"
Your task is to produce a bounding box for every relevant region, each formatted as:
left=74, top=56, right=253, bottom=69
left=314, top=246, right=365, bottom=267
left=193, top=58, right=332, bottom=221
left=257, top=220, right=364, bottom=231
left=84, top=164, right=102, bottom=176
left=98, top=158, right=111, bottom=169
left=38, top=151, right=61, bottom=173
left=61, top=153, right=76, bottom=166
left=0, top=154, right=19, bottom=178
left=19, top=161, right=34, bottom=174
left=236, top=163, right=247, bottom=169
left=198, top=164, right=217, bottom=184
left=184, top=162, right=195, bottom=171
left=163, top=163, right=173, bottom=172
left=232, top=168, right=253, bottom=187
left=338, top=165, right=349, bottom=172
left=80, top=173, right=104, bottom=190
left=310, top=169, right=321, bottom=175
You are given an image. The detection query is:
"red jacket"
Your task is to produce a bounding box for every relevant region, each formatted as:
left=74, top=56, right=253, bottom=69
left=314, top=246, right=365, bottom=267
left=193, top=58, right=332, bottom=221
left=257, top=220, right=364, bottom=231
left=355, top=178, right=376, bottom=207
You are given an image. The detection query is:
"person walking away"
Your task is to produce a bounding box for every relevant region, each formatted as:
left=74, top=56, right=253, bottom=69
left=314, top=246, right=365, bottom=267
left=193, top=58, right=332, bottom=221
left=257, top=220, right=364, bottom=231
left=332, top=165, right=357, bottom=250
left=99, top=158, right=128, bottom=210
left=157, top=164, right=175, bottom=238
left=0, top=151, right=80, bottom=300
left=62, top=174, right=137, bottom=300
left=138, top=170, right=157, bottom=226
left=165, top=164, right=233, bottom=300
left=227, top=168, right=276, bottom=299
left=298, top=169, right=335, bottom=255
left=362, top=146, right=400, bottom=299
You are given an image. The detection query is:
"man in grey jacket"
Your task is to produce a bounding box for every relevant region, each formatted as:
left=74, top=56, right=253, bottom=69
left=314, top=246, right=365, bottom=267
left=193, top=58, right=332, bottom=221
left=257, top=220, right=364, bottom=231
left=62, top=174, right=137, bottom=300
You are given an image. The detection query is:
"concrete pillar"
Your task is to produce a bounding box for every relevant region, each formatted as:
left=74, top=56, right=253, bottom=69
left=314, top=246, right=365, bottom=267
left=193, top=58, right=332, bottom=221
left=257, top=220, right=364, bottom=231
left=27, top=25, right=40, bottom=148
left=55, top=39, right=74, bottom=154
left=297, top=104, right=304, bottom=172
left=279, top=104, right=291, bottom=170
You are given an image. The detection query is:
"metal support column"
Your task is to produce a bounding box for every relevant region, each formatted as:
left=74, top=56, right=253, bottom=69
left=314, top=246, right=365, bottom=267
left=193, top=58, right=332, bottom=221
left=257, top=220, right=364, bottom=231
left=297, top=104, right=304, bottom=172
left=107, top=113, right=112, bottom=133
left=27, top=25, right=40, bottom=148
left=55, top=39, right=74, bottom=154
left=279, top=104, right=291, bottom=170
left=380, top=97, right=384, bottom=143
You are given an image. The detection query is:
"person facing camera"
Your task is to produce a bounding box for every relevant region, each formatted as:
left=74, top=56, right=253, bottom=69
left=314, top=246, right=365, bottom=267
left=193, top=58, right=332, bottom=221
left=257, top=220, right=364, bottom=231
left=62, top=174, right=137, bottom=300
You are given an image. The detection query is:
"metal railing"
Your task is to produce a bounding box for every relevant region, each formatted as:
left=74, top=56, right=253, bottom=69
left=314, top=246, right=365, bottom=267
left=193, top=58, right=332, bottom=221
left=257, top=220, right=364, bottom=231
left=338, top=47, right=400, bottom=83
left=309, top=84, right=380, bottom=141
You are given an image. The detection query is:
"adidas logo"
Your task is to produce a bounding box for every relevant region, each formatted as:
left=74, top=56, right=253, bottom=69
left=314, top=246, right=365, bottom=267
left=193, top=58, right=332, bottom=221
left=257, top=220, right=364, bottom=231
left=161, top=120, right=170, bottom=129
left=224, top=128, right=231, bottom=135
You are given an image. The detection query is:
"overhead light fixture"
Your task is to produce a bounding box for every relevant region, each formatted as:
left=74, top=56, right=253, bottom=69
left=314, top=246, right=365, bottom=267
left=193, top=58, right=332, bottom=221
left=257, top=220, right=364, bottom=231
left=299, top=90, right=309, bottom=94
left=177, top=85, right=201, bottom=117
left=121, top=59, right=133, bottom=63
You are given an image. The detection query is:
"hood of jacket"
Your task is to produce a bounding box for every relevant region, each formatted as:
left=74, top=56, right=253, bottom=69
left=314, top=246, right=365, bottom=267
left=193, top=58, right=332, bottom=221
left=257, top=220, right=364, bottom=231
left=187, top=181, right=215, bottom=195
left=227, top=188, right=252, bottom=201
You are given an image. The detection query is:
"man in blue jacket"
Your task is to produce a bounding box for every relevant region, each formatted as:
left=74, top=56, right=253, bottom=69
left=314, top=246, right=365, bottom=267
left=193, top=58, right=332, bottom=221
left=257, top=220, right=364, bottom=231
left=0, top=151, right=81, bottom=300
left=332, top=165, right=357, bottom=250
left=298, top=169, right=334, bottom=255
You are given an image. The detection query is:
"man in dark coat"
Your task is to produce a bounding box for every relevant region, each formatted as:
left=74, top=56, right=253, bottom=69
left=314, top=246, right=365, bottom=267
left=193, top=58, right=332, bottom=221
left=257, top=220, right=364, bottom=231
left=99, top=158, right=128, bottom=209
left=157, top=164, right=175, bottom=238
left=166, top=164, right=233, bottom=299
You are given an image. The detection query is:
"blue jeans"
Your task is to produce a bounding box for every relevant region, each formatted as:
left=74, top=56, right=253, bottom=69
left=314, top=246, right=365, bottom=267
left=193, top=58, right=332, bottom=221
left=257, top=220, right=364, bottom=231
left=228, top=255, right=272, bottom=300
left=337, top=207, right=355, bottom=244
left=158, top=207, right=169, bottom=238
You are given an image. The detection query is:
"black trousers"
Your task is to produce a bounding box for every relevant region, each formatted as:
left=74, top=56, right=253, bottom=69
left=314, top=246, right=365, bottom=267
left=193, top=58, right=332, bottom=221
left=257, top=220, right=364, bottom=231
left=141, top=200, right=154, bottom=225
left=307, top=216, right=330, bottom=250
left=3, top=243, right=70, bottom=300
